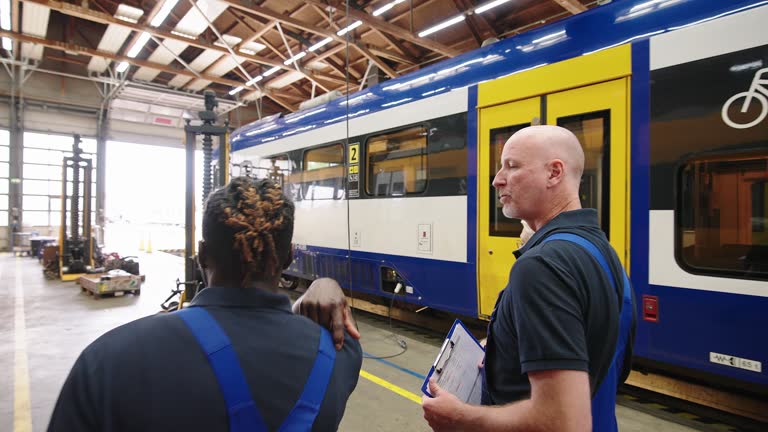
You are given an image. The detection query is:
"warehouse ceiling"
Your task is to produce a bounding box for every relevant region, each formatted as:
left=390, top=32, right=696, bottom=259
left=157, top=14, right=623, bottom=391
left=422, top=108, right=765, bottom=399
left=0, top=0, right=595, bottom=117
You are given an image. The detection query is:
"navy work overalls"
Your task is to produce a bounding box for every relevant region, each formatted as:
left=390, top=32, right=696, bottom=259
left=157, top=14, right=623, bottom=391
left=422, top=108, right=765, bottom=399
left=542, top=233, right=634, bottom=432
left=176, top=307, right=336, bottom=432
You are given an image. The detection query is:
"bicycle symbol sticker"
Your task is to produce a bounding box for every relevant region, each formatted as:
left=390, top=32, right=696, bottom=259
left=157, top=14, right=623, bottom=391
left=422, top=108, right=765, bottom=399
left=721, top=67, right=768, bottom=129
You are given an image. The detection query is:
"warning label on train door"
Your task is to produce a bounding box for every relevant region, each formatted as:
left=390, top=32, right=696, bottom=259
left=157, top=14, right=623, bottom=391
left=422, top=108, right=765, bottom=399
left=348, top=142, right=360, bottom=198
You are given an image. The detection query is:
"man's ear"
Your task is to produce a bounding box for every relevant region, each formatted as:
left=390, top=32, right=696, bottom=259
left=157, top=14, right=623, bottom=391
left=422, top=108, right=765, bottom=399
left=283, top=245, right=294, bottom=270
left=548, top=159, right=566, bottom=186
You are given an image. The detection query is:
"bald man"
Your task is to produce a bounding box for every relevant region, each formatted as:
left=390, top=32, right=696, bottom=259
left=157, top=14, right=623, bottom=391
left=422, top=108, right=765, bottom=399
left=423, top=126, right=635, bottom=432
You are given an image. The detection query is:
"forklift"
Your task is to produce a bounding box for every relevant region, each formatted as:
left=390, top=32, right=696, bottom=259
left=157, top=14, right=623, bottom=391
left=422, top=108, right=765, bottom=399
left=59, top=135, right=95, bottom=281
left=162, top=91, right=229, bottom=310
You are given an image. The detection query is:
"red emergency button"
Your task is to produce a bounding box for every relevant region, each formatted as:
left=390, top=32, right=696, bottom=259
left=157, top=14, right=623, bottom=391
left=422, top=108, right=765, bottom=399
left=642, top=295, right=658, bottom=322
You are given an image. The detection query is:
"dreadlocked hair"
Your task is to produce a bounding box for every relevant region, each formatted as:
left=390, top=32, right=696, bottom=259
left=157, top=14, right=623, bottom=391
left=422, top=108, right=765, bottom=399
left=202, top=177, right=294, bottom=286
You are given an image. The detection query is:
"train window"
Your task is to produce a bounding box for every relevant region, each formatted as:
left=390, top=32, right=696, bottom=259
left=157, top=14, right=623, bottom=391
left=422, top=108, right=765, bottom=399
left=678, top=152, right=768, bottom=280
left=426, top=114, right=469, bottom=196
left=366, top=126, right=427, bottom=197
left=303, top=144, right=344, bottom=200
left=489, top=124, right=529, bottom=237
left=251, top=154, right=300, bottom=201
left=557, top=111, right=610, bottom=235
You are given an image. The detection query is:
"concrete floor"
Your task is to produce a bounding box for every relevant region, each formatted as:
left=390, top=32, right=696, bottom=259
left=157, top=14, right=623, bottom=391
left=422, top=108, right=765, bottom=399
left=1, top=252, right=703, bottom=431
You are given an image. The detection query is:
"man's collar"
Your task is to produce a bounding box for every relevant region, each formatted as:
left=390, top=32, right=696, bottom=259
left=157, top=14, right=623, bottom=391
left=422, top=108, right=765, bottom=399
left=514, top=209, right=599, bottom=257
left=190, top=286, right=293, bottom=312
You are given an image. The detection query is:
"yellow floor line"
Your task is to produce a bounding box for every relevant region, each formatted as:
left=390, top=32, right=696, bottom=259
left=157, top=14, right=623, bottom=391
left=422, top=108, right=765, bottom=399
left=360, top=369, right=422, bottom=405
left=14, top=258, right=32, bottom=432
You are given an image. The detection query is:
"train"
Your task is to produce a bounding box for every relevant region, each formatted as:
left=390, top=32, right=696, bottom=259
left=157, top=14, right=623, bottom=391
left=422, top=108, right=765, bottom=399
left=230, top=0, right=768, bottom=395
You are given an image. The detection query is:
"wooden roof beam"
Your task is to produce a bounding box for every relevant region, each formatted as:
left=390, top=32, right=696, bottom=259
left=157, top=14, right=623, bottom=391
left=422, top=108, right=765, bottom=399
left=553, top=0, right=587, bottom=14
left=0, top=30, right=247, bottom=88
left=219, top=0, right=454, bottom=60
left=303, top=0, right=459, bottom=58
left=453, top=0, right=482, bottom=48
left=17, top=0, right=329, bottom=85
left=307, top=4, right=398, bottom=79
left=0, top=29, right=300, bottom=111
left=309, top=4, right=415, bottom=67
left=118, top=0, right=166, bottom=64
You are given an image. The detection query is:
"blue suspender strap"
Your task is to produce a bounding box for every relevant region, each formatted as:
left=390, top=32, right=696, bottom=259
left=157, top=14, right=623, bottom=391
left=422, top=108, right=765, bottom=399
left=542, top=233, right=633, bottom=432
left=543, top=233, right=618, bottom=290
left=279, top=328, right=337, bottom=432
left=176, top=307, right=266, bottom=432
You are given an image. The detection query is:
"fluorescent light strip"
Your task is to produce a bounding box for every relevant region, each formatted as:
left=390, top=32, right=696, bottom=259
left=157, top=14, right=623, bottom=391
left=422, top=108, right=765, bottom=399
left=475, top=0, right=511, bottom=14
left=283, top=51, right=307, bottom=65
left=372, top=4, right=395, bottom=16
left=337, top=20, right=362, bottom=36
left=246, top=75, right=263, bottom=86
left=372, top=0, right=405, bottom=17
left=151, top=0, right=179, bottom=27
left=308, top=37, right=333, bottom=52
left=229, top=86, right=244, bottom=95
left=263, top=66, right=281, bottom=77
left=127, top=32, right=151, bottom=58
left=116, top=61, right=130, bottom=73
left=417, top=15, right=465, bottom=37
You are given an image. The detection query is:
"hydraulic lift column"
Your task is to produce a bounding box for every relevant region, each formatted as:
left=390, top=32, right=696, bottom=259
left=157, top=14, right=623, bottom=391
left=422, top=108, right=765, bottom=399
left=183, top=91, right=229, bottom=298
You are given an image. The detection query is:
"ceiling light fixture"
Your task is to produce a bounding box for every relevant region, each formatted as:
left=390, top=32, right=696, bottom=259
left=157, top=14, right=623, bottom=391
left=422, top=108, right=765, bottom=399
left=372, top=0, right=405, bottom=17
left=417, top=15, right=466, bottom=37
left=246, top=75, right=263, bottom=86
left=336, top=20, right=362, bottom=36
left=308, top=37, right=333, bottom=52
left=475, top=0, right=511, bottom=14
left=283, top=51, right=307, bottom=65
left=263, top=66, right=281, bottom=77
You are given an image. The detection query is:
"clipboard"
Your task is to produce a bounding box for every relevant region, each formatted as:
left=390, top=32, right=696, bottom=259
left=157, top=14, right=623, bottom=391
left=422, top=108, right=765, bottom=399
left=422, top=319, right=485, bottom=405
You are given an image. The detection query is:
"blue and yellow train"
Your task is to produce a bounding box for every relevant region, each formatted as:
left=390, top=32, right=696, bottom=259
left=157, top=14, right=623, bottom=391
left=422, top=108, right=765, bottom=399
left=231, top=0, right=768, bottom=395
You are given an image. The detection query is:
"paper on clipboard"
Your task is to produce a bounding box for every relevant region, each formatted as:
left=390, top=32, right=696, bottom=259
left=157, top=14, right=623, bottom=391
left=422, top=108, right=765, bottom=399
left=422, top=320, right=485, bottom=405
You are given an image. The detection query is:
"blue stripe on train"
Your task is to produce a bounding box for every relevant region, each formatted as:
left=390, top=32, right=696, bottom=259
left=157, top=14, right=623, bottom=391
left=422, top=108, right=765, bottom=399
left=637, top=285, right=768, bottom=386
left=285, top=245, right=478, bottom=317
left=630, top=40, right=653, bottom=363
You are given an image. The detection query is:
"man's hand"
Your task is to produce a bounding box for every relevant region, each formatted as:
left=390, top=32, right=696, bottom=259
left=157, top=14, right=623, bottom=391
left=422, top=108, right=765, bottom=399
left=422, top=378, right=470, bottom=431
left=293, top=278, right=361, bottom=350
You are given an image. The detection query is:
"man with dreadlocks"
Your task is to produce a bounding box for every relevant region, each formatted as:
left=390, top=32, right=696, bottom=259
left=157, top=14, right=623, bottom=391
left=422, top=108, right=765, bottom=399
left=48, top=177, right=363, bottom=432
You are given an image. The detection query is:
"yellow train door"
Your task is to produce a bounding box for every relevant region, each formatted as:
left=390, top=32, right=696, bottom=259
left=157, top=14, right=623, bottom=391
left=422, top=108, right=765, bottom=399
left=476, top=46, right=631, bottom=318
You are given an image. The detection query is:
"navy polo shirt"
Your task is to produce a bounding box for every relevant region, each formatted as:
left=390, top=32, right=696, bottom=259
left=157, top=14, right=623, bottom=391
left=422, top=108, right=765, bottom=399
left=483, top=209, right=633, bottom=405
left=48, top=287, right=362, bottom=432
